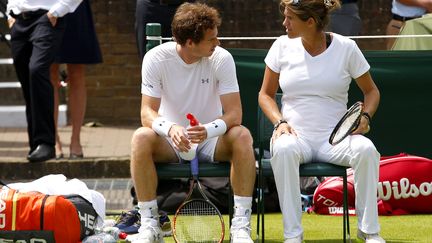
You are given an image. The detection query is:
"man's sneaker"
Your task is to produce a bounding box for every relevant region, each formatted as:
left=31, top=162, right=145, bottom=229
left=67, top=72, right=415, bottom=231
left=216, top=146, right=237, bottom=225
left=357, top=230, right=386, bottom=243
left=159, top=212, right=172, bottom=237
left=230, top=207, right=253, bottom=243
left=115, top=209, right=141, bottom=234
left=115, top=209, right=172, bottom=236
left=127, top=217, right=164, bottom=243
left=284, top=234, right=303, bottom=243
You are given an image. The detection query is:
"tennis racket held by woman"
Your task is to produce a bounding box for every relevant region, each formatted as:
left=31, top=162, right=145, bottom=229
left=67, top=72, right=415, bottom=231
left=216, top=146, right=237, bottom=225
left=329, top=101, right=364, bottom=145
left=172, top=156, right=225, bottom=243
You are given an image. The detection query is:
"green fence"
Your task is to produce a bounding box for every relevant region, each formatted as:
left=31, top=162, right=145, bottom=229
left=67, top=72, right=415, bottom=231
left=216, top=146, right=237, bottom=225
left=230, top=48, right=432, bottom=158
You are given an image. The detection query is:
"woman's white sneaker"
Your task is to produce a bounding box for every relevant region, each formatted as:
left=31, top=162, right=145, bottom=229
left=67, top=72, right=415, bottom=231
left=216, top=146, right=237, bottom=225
left=284, top=234, right=303, bottom=243
left=357, top=230, right=385, bottom=243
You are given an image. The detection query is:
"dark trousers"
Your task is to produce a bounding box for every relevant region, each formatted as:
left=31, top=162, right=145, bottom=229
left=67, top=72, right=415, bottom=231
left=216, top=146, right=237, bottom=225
left=135, top=0, right=183, bottom=59
left=10, top=12, right=65, bottom=151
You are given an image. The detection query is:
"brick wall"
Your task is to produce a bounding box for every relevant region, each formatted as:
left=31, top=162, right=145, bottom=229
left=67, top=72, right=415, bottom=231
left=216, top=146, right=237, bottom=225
left=357, top=0, right=393, bottom=49
left=1, top=0, right=393, bottom=125
left=86, top=0, right=142, bottom=125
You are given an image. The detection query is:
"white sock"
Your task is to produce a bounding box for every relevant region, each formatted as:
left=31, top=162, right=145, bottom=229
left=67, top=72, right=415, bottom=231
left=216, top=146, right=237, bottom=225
left=234, top=195, right=252, bottom=217
left=138, top=199, right=158, bottom=218
left=234, top=195, right=252, bottom=208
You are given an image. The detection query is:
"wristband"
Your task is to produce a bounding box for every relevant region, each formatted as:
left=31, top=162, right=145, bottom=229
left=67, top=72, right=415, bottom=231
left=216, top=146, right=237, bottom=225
left=203, top=119, right=227, bottom=139
left=362, top=112, right=371, bottom=125
left=152, top=117, right=175, bottom=137
left=273, top=119, right=288, bottom=130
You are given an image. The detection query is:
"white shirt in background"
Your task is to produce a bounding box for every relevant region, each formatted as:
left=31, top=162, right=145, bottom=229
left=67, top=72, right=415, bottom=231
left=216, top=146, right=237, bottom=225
left=7, top=0, right=83, bottom=18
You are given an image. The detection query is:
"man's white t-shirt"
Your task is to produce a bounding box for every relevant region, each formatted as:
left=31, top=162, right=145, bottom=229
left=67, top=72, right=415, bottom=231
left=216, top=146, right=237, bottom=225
left=141, top=42, right=239, bottom=127
left=265, top=33, right=370, bottom=139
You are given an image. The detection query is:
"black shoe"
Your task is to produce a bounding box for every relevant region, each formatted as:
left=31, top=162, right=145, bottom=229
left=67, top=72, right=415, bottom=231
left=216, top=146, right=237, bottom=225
left=27, top=144, right=55, bottom=163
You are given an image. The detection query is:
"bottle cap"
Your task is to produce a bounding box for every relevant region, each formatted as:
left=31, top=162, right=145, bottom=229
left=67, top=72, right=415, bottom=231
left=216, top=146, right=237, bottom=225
left=186, top=113, right=199, bottom=126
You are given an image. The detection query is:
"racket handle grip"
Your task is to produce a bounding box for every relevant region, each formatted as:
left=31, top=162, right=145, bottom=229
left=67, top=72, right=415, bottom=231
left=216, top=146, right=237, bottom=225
left=190, top=156, right=199, bottom=176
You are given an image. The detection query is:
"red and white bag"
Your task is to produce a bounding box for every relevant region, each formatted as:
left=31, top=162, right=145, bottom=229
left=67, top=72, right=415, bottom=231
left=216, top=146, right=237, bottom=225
left=0, top=181, right=99, bottom=242
left=312, top=153, right=432, bottom=215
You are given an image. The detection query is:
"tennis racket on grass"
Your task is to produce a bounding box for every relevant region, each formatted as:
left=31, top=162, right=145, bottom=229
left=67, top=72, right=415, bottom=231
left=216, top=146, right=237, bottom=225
left=329, top=101, right=364, bottom=145
left=172, top=155, right=225, bottom=243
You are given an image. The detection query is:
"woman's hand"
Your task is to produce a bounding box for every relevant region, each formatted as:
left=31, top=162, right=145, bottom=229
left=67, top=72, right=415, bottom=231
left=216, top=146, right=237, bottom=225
left=352, top=116, right=370, bottom=135
left=273, top=122, right=297, bottom=140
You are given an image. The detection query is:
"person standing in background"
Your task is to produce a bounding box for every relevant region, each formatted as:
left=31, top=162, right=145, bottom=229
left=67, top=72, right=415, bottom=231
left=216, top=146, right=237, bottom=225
left=328, top=0, right=361, bottom=36
left=7, top=0, right=83, bottom=162
left=50, top=0, right=102, bottom=159
left=386, top=0, right=431, bottom=49
left=135, top=0, right=195, bottom=60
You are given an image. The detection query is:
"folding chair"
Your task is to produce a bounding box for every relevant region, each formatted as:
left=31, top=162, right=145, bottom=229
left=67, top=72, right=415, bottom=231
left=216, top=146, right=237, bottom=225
left=256, top=93, right=351, bottom=242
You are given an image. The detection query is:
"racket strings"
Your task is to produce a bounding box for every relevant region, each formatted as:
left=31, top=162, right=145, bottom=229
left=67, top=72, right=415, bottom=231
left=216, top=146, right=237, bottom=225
left=174, top=200, right=223, bottom=242
left=334, top=110, right=359, bottom=138
left=331, top=103, right=363, bottom=144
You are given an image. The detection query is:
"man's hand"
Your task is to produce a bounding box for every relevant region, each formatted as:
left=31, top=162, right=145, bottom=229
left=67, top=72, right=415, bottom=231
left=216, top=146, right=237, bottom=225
left=168, top=124, right=191, bottom=152
left=186, top=125, right=207, bottom=144
left=7, top=18, right=15, bottom=28
left=47, top=12, right=57, bottom=27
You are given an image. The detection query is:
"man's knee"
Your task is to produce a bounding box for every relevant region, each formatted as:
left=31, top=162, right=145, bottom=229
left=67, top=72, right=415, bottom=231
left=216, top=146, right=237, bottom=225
left=131, top=127, right=158, bottom=151
left=226, top=125, right=253, bottom=146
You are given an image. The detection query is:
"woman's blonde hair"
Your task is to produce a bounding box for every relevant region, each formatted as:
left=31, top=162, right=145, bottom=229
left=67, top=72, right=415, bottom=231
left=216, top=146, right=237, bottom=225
left=280, top=0, right=341, bottom=31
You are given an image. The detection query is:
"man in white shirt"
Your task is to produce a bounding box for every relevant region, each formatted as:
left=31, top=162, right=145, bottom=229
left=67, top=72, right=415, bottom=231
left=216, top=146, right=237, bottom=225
left=7, top=0, right=82, bottom=162
left=129, top=2, right=256, bottom=243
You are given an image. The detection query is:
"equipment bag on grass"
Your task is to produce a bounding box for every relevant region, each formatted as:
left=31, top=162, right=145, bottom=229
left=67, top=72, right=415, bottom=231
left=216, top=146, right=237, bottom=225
left=0, top=184, right=98, bottom=243
left=312, top=153, right=432, bottom=215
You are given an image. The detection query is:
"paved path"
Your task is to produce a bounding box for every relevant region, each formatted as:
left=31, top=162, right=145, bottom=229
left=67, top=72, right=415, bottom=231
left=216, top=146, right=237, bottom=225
left=0, top=125, right=136, bottom=180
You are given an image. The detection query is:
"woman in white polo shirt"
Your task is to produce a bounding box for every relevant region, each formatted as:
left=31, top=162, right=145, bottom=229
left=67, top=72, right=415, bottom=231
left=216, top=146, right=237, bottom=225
left=258, top=0, right=383, bottom=242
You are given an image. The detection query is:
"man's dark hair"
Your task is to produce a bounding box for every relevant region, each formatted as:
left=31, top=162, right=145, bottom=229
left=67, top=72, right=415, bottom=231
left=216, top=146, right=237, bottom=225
left=172, top=2, right=221, bottom=45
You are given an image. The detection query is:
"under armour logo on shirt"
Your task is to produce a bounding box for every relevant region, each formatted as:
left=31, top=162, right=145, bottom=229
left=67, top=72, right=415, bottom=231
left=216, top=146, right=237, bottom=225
left=211, top=122, right=218, bottom=128
left=201, top=78, right=209, bottom=84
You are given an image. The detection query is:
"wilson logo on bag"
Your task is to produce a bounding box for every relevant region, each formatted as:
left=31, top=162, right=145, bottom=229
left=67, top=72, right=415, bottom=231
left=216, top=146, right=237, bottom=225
left=376, top=153, right=432, bottom=215
left=0, top=187, right=97, bottom=243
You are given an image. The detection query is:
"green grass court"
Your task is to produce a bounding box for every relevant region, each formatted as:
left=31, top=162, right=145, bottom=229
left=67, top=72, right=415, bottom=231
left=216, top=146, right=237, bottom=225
left=117, top=213, right=432, bottom=242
